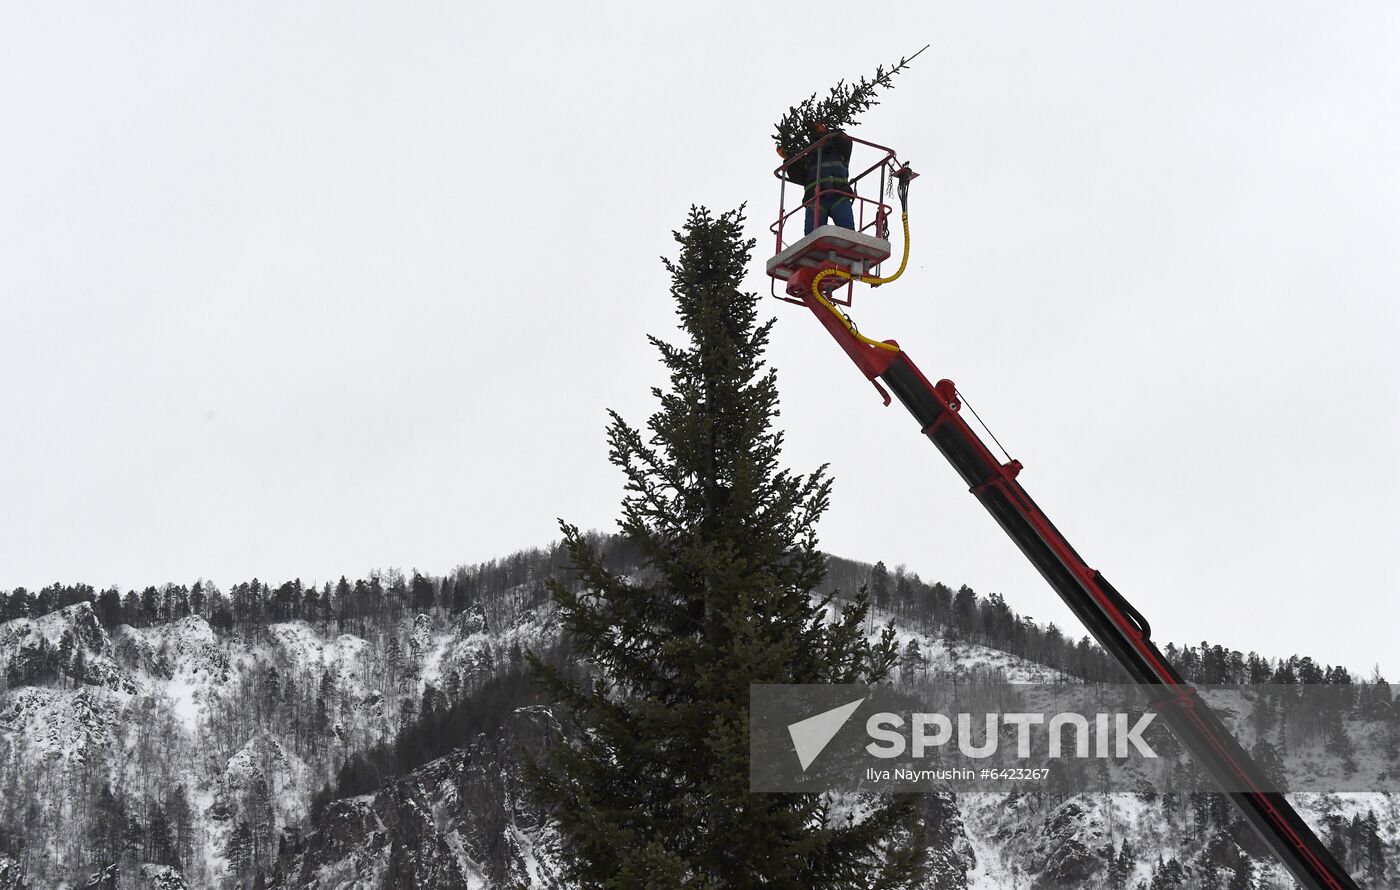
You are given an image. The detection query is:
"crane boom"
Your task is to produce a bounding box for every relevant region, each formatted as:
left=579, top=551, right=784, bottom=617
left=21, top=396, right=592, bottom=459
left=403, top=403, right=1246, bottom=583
left=784, top=263, right=1359, bottom=890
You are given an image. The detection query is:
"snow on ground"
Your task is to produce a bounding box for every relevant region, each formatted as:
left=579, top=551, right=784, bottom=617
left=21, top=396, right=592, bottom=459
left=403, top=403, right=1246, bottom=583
left=420, top=595, right=554, bottom=692
left=0, top=685, right=128, bottom=764
left=0, top=602, right=99, bottom=650
left=268, top=621, right=325, bottom=660
left=903, top=632, right=1068, bottom=685
left=161, top=676, right=203, bottom=730
left=961, top=792, right=1156, bottom=890
left=808, top=593, right=1067, bottom=685
left=116, top=617, right=231, bottom=730
left=267, top=621, right=379, bottom=711
left=1, top=603, right=133, bottom=693
left=223, top=732, right=316, bottom=828
left=961, top=792, right=1031, bottom=890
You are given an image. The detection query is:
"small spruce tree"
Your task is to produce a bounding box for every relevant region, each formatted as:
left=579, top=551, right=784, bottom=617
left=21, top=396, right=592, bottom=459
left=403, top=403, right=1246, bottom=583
left=528, top=206, right=928, bottom=888
left=772, top=47, right=927, bottom=157
left=1109, top=839, right=1136, bottom=888
left=1227, top=855, right=1253, bottom=890
left=225, top=820, right=254, bottom=877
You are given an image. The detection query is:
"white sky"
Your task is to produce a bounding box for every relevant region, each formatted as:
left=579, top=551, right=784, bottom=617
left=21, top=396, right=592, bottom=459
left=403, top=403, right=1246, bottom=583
left=2, top=3, right=1396, bottom=674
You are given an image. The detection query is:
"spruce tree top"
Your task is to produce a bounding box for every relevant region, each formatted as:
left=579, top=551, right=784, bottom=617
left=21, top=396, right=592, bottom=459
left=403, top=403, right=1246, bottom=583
left=772, top=46, right=928, bottom=158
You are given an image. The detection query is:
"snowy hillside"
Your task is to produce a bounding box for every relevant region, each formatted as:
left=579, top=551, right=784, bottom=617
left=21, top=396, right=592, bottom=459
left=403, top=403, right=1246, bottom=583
left=0, top=584, right=559, bottom=889
left=0, top=556, right=1393, bottom=888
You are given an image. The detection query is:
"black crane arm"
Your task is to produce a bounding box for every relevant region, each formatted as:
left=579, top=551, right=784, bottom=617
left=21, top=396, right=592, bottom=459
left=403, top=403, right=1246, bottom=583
left=881, top=352, right=1354, bottom=890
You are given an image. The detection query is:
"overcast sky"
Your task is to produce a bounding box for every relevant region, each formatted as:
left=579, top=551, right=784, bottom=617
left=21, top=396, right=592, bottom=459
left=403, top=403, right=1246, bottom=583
left=2, top=3, right=1396, bottom=674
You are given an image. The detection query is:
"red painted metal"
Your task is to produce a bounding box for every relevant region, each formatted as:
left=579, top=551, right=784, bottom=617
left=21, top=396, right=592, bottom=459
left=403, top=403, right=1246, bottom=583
left=788, top=267, right=899, bottom=405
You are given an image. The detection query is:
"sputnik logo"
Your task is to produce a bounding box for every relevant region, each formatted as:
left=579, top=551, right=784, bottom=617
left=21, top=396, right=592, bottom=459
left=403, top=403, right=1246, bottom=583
left=787, top=698, right=865, bottom=771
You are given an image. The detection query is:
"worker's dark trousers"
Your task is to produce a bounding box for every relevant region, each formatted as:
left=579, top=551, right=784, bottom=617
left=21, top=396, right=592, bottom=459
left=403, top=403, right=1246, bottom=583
left=804, top=192, right=854, bottom=234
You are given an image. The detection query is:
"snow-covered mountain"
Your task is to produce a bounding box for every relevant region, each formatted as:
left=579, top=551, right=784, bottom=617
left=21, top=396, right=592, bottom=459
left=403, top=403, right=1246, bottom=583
left=268, top=705, right=565, bottom=889
left=0, top=560, right=1393, bottom=889
left=0, top=586, right=558, bottom=889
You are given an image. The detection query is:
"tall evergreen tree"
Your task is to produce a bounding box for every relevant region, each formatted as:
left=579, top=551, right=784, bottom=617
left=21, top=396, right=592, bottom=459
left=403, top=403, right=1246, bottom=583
left=901, top=639, right=926, bottom=680
left=1251, top=739, right=1289, bottom=793
left=165, top=785, right=195, bottom=869
left=411, top=571, right=436, bottom=613
left=91, top=785, right=127, bottom=866
left=6, top=587, right=32, bottom=620
left=1227, top=856, right=1253, bottom=890
left=225, top=820, right=254, bottom=877
left=95, top=587, right=124, bottom=628
left=121, top=590, right=141, bottom=627
left=1364, top=809, right=1385, bottom=881
left=145, top=801, right=174, bottom=866
left=1110, top=839, right=1137, bottom=888
left=71, top=646, right=88, bottom=686
left=528, top=206, right=927, bottom=888
left=870, top=561, right=892, bottom=614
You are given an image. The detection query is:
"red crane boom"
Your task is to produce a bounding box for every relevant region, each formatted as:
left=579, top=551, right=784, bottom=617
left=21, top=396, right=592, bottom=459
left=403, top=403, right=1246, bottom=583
left=768, top=141, right=1360, bottom=890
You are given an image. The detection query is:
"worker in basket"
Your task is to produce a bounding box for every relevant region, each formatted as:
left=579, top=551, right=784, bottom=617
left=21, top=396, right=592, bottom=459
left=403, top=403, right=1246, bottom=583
left=779, top=121, right=855, bottom=235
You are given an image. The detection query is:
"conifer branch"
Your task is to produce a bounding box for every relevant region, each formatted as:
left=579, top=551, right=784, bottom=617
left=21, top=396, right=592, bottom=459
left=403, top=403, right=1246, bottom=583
left=773, top=45, right=929, bottom=156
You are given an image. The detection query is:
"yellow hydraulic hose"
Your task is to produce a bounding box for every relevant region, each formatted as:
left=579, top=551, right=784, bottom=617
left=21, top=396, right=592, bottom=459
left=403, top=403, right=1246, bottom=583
left=861, top=212, right=911, bottom=287
left=808, top=212, right=911, bottom=353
